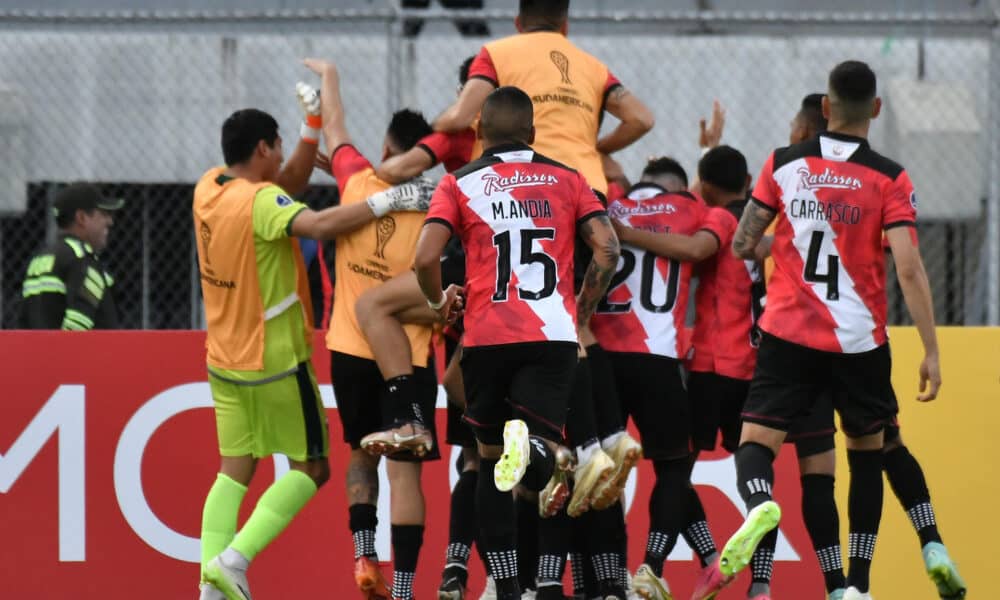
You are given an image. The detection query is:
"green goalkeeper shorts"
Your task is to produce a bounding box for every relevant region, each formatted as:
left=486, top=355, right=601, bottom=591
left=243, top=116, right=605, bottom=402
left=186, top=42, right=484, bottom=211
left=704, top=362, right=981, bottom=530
left=209, top=361, right=329, bottom=462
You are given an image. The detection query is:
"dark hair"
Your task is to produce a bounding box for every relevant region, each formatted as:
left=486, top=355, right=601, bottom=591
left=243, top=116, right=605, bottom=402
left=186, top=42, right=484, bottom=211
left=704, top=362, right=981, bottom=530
left=641, top=156, right=688, bottom=188
left=459, top=56, right=474, bottom=86
left=386, top=109, right=433, bottom=152
left=221, top=109, right=279, bottom=166
left=800, top=93, right=828, bottom=132
left=479, top=86, right=534, bottom=144
left=828, top=60, right=877, bottom=124
left=519, top=0, right=569, bottom=29
left=698, top=145, right=748, bottom=194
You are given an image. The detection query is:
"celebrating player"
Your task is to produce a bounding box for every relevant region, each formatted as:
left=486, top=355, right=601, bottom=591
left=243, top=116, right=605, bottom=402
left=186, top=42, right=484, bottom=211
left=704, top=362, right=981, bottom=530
left=414, top=86, right=619, bottom=600
left=718, top=61, right=942, bottom=600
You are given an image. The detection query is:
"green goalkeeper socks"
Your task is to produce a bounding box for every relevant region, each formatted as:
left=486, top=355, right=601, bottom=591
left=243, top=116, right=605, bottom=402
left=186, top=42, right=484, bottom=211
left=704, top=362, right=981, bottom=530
left=229, top=469, right=318, bottom=562
left=200, top=473, right=248, bottom=569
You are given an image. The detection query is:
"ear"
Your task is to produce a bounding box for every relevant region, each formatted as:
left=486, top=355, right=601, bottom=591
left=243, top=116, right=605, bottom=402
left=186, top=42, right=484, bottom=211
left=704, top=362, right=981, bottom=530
left=514, top=15, right=525, bottom=32
left=821, top=95, right=831, bottom=121
left=257, top=139, right=271, bottom=158
left=872, top=96, right=882, bottom=119
left=527, top=126, right=536, bottom=145
left=745, top=174, right=753, bottom=190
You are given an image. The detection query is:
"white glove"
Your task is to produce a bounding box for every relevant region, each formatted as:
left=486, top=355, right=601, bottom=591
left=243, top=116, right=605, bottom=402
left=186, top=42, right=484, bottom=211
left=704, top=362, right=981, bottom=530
left=296, top=81, right=322, bottom=143
left=366, top=176, right=436, bottom=217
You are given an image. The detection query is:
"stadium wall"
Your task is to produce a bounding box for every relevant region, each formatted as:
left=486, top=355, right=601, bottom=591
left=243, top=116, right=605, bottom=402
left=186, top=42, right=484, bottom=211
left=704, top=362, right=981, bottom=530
left=0, top=327, right=993, bottom=599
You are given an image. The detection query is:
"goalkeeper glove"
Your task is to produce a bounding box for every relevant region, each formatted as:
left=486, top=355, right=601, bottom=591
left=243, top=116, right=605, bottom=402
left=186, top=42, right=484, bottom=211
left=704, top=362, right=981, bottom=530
left=366, top=176, right=437, bottom=217
left=296, top=81, right=322, bottom=144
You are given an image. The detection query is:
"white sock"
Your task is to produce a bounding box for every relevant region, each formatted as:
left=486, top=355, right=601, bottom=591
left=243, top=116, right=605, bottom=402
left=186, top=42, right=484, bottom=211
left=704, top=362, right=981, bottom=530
left=576, top=441, right=600, bottom=465
left=220, top=547, right=250, bottom=571
left=601, top=431, right=626, bottom=452
left=199, top=583, right=226, bottom=600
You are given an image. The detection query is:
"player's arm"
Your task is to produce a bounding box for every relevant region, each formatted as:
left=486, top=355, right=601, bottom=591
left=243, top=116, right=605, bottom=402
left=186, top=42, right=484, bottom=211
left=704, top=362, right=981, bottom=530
left=272, top=82, right=325, bottom=196
left=303, top=58, right=352, bottom=152
left=290, top=178, right=434, bottom=240
left=433, top=79, right=493, bottom=132
left=375, top=145, right=436, bottom=184
left=614, top=222, right=719, bottom=263
left=596, top=85, right=655, bottom=155
left=577, top=214, right=621, bottom=326
left=733, top=201, right=777, bottom=259
left=886, top=227, right=940, bottom=401
left=414, top=222, right=456, bottom=315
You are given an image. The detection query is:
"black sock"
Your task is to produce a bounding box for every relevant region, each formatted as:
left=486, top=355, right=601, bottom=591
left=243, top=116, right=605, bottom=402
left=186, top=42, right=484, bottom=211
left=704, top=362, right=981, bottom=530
left=565, top=357, right=599, bottom=449
left=884, top=445, right=942, bottom=547
left=478, top=457, right=519, bottom=599
left=570, top=552, right=586, bottom=597
left=735, top=442, right=775, bottom=510
left=515, top=496, right=539, bottom=592
left=349, top=503, right=378, bottom=560
left=580, top=506, right=627, bottom=583
left=846, top=449, right=884, bottom=593
left=643, top=459, right=690, bottom=576
left=536, top=508, right=570, bottom=598
left=586, top=344, right=626, bottom=439
left=801, top=474, right=845, bottom=593
left=444, top=468, right=478, bottom=583
left=521, top=437, right=556, bottom=492
left=682, top=486, right=717, bottom=567
left=750, top=529, right=777, bottom=588
left=391, top=524, right=423, bottom=600
left=385, top=374, right=421, bottom=426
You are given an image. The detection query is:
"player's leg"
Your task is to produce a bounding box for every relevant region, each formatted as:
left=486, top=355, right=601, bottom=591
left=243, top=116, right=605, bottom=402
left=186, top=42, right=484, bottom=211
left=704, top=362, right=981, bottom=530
left=199, top=376, right=255, bottom=599
left=384, top=361, right=441, bottom=600
left=462, top=345, right=522, bottom=600
left=720, top=334, right=815, bottom=580
left=535, top=506, right=572, bottom=600
left=331, top=351, right=391, bottom=599
left=833, top=344, right=896, bottom=598
left=610, top=352, right=688, bottom=600
left=882, top=426, right=966, bottom=598
left=583, top=333, right=641, bottom=511
left=356, top=272, right=439, bottom=456
left=790, top=393, right=846, bottom=599
left=204, top=362, right=330, bottom=600
left=564, top=351, right=612, bottom=517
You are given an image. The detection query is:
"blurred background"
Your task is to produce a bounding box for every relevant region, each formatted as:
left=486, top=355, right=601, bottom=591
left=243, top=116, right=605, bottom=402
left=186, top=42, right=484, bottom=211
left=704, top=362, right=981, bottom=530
left=0, top=0, right=996, bottom=329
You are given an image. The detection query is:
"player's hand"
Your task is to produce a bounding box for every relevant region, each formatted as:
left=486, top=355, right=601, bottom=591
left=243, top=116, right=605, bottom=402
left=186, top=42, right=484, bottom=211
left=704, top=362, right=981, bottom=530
left=601, top=153, right=628, bottom=189
left=302, top=58, right=337, bottom=76
left=435, top=285, right=465, bottom=324
left=366, top=176, right=436, bottom=217
left=917, top=354, right=941, bottom=402
left=699, top=100, right=726, bottom=149
left=296, top=81, right=321, bottom=119
left=314, top=151, right=332, bottom=175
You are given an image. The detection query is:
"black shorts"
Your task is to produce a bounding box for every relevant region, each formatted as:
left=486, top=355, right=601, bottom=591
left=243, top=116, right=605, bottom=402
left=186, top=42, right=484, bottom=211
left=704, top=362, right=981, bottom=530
left=786, top=389, right=901, bottom=458
left=744, top=333, right=897, bottom=438
left=330, top=351, right=441, bottom=461
left=461, top=342, right=577, bottom=445
left=687, top=371, right=748, bottom=453
left=609, top=352, right=691, bottom=461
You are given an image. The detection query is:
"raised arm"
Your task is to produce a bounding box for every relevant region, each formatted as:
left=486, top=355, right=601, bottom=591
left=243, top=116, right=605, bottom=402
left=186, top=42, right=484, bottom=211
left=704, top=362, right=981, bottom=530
left=433, top=78, right=494, bottom=133
left=886, top=226, right=941, bottom=402
left=303, top=58, right=352, bottom=152
left=596, top=86, right=655, bottom=155
left=576, top=215, right=621, bottom=325
left=273, top=83, right=323, bottom=196
left=733, top=201, right=777, bottom=260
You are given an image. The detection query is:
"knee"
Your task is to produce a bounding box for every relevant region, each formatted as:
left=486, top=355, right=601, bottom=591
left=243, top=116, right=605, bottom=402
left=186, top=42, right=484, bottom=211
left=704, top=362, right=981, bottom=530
left=882, top=434, right=903, bottom=453
left=305, top=459, right=331, bottom=488
left=355, top=290, right=388, bottom=330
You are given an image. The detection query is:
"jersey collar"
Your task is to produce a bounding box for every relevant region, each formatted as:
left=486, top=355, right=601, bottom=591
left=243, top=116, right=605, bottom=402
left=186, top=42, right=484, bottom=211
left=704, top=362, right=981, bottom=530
left=482, top=142, right=533, bottom=157
left=819, top=130, right=870, bottom=148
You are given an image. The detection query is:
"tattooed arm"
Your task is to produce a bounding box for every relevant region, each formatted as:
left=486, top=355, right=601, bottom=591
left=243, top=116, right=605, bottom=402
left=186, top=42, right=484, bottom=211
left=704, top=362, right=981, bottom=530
left=733, top=201, right=777, bottom=260
left=597, top=86, right=655, bottom=154
left=576, top=214, right=621, bottom=325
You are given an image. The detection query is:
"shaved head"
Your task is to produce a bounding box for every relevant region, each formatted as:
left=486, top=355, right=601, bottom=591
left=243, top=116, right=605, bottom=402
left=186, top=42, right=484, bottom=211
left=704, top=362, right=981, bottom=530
left=479, top=86, right=535, bottom=146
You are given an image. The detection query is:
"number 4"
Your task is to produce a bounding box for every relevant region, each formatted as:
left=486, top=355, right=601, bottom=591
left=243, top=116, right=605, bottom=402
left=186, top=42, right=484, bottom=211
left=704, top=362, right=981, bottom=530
left=803, top=231, right=840, bottom=301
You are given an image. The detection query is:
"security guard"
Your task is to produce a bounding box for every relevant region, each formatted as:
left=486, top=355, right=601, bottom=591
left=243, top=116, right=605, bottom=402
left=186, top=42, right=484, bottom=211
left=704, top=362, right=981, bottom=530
left=19, top=182, right=123, bottom=329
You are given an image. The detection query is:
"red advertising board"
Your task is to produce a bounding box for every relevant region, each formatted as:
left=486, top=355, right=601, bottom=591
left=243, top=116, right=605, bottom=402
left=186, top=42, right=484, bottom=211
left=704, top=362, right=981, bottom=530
left=0, top=331, right=822, bottom=598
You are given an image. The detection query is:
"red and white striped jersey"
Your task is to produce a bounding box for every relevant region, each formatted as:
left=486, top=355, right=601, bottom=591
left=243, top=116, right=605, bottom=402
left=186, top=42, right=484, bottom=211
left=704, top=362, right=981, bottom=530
left=752, top=132, right=917, bottom=354
left=590, top=184, right=729, bottom=359
left=425, top=142, right=606, bottom=348
left=688, top=201, right=766, bottom=380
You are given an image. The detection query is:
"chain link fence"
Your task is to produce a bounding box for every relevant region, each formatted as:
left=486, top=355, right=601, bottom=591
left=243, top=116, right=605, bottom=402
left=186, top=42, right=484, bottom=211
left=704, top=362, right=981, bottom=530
left=0, top=7, right=997, bottom=328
